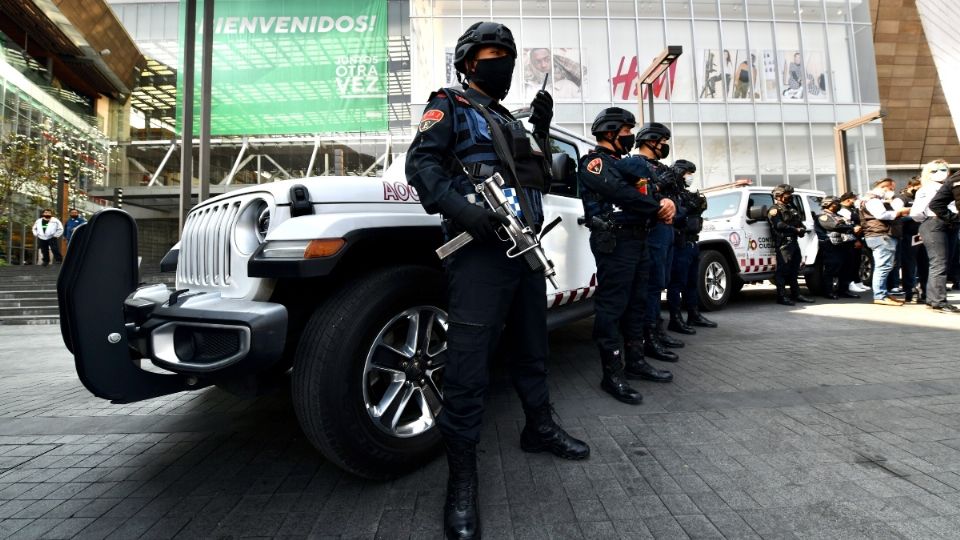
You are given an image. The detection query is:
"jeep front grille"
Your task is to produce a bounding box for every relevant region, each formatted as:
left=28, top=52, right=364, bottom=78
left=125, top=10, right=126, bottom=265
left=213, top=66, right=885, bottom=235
left=177, top=201, right=241, bottom=287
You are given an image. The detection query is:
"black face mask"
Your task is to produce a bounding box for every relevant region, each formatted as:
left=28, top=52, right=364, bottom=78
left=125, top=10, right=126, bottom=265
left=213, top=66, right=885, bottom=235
left=470, top=56, right=515, bottom=100
left=642, top=140, right=669, bottom=160
left=616, top=134, right=636, bottom=155
left=657, top=143, right=670, bottom=159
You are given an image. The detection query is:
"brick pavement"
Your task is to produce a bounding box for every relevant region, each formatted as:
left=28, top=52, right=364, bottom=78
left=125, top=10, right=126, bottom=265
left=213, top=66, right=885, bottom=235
left=0, top=286, right=958, bottom=539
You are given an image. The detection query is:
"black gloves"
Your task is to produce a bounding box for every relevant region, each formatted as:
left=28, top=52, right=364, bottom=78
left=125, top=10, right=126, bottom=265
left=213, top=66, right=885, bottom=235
left=453, top=204, right=510, bottom=242
left=528, top=91, right=553, bottom=135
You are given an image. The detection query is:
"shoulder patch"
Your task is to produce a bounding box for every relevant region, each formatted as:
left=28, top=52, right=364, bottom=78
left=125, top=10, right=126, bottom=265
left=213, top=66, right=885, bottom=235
left=586, top=157, right=603, bottom=175
left=418, top=109, right=444, bottom=132
left=636, top=178, right=649, bottom=196
left=768, top=208, right=778, bottom=217
left=819, top=215, right=829, bottom=221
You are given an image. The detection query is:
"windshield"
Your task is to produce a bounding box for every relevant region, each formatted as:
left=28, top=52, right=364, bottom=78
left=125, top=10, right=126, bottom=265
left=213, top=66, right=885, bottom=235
left=703, top=192, right=742, bottom=220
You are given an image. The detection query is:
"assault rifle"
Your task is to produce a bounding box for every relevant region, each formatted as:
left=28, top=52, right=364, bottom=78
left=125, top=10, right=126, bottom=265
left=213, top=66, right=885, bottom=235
left=435, top=173, right=561, bottom=290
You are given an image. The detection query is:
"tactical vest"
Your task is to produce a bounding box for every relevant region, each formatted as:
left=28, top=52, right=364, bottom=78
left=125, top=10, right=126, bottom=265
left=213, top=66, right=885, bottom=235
left=579, top=151, right=648, bottom=226
left=436, top=88, right=549, bottom=197
left=860, top=195, right=902, bottom=238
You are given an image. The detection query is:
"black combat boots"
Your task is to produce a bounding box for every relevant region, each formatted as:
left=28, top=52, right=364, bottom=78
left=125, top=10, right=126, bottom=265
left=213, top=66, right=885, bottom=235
left=790, top=286, right=815, bottom=303
left=776, top=287, right=795, bottom=305
left=655, top=318, right=685, bottom=348
left=521, top=403, right=591, bottom=458
left=624, top=341, right=673, bottom=383
left=595, top=349, right=643, bottom=404
left=444, top=438, right=480, bottom=540
left=667, top=310, right=696, bottom=335
left=643, top=325, right=678, bottom=362
left=686, top=307, right=718, bottom=328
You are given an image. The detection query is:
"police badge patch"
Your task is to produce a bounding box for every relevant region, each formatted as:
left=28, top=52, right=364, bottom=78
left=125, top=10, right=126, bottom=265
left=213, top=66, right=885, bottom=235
left=586, top=157, right=603, bottom=174
left=769, top=208, right=778, bottom=216
left=418, top=110, right=444, bottom=132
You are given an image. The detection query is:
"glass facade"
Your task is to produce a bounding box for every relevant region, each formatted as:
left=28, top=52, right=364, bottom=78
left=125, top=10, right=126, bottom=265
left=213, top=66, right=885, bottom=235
left=1, top=40, right=110, bottom=264
left=410, top=0, right=885, bottom=194
left=107, top=0, right=886, bottom=197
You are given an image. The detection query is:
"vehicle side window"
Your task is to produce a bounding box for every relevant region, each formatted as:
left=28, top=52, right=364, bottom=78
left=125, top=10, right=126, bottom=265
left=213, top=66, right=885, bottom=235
left=549, top=137, right=580, bottom=198
left=747, top=193, right=774, bottom=215
left=789, top=195, right=806, bottom=217
left=703, top=192, right=741, bottom=220
left=806, top=195, right=822, bottom=218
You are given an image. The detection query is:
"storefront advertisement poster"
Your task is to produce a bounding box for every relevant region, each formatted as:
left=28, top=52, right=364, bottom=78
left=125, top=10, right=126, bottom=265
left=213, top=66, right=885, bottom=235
left=521, top=48, right=584, bottom=101
left=698, top=49, right=729, bottom=100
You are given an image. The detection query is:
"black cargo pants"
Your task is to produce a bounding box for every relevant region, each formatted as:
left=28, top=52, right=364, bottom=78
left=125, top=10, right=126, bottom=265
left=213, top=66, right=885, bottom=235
left=774, top=239, right=802, bottom=295
left=438, top=240, right=550, bottom=443
left=590, top=230, right=649, bottom=352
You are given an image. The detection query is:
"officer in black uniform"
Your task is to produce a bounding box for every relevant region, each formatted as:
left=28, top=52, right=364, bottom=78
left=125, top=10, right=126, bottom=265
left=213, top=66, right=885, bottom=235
left=813, top=196, right=860, bottom=299
left=578, top=108, right=674, bottom=406
left=666, top=160, right=717, bottom=331
left=768, top=184, right=815, bottom=306
left=617, top=123, right=683, bottom=362
left=405, top=22, right=589, bottom=540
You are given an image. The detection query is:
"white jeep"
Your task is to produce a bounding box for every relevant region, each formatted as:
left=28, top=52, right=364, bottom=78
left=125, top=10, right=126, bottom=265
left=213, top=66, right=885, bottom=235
left=59, top=122, right=603, bottom=480
left=695, top=182, right=826, bottom=310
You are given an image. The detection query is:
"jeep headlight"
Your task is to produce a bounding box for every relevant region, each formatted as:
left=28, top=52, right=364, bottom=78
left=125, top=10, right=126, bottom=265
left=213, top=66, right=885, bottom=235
left=235, top=199, right=270, bottom=255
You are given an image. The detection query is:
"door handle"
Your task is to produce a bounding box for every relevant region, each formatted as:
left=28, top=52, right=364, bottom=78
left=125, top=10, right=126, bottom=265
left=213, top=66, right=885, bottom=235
left=576, top=215, right=587, bottom=226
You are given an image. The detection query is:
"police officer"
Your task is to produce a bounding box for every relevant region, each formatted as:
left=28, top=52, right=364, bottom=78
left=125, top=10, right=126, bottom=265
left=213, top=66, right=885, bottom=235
left=814, top=196, right=860, bottom=299
left=617, top=123, right=682, bottom=362
left=768, top=184, right=815, bottom=306
left=666, top=160, right=717, bottom=331
left=405, top=22, right=589, bottom=540
left=579, top=108, right=674, bottom=406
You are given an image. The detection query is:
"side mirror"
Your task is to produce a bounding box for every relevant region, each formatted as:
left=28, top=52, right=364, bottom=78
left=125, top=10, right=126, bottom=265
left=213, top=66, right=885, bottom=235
left=746, top=205, right=767, bottom=222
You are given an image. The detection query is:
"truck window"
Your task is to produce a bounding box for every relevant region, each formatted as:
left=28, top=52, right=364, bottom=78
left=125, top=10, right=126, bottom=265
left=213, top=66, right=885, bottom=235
left=549, top=137, right=580, bottom=198
left=747, top=193, right=774, bottom=215
left=703, top=192, right=741, bottom=220
left=805, top=195, right=822, bottom=218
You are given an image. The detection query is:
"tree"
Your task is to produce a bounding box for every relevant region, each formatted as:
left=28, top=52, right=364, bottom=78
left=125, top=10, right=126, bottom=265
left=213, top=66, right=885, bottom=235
left=0, top=133, right=61, bottom=262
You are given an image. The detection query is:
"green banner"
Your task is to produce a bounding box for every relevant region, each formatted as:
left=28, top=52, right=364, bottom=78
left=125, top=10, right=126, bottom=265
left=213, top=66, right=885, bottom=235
left=177, top=0, right=387, bottom=136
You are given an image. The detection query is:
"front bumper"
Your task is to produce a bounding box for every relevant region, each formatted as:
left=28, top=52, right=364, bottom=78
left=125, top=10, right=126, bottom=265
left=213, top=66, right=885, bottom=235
left=126, top=285, right=287, bottom=375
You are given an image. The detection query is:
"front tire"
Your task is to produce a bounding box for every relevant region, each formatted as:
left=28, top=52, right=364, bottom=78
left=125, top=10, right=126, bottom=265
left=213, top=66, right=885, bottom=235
left=292, top=265, right=447, bottom=480
left=698, top=250, right=733, bottom=311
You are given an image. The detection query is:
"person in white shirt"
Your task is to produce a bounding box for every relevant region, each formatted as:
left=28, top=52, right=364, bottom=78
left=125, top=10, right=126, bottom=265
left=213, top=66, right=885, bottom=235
left=32, top=209, right=63, bottom=266
left=861, top=179, right=910, bottom=305
left=911, top=160, right=960, bottom=312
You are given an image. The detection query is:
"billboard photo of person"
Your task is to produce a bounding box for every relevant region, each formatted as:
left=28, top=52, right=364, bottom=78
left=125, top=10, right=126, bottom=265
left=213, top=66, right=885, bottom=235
left=780, top=51, right=804, bottom=100
left=523, top=47, right=584, bottom=100
left=698, top=49, right=724, bottom=99
left=804, top=51, right=829, bottom=100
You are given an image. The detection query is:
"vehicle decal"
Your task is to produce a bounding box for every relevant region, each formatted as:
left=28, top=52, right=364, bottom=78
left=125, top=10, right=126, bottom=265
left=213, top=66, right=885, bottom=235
left=586, top=157, right=603, bottom=174
left=382, top=181, right=421, bottom=202
left=548, top=273, right=597, bottom=308
left=748, top=239, right=758, bottom=250
left=418, top=109, right=444, bottom=132
left=739, top=256, right=776, bottom=273
left=728, top=232, right=741, bottom=247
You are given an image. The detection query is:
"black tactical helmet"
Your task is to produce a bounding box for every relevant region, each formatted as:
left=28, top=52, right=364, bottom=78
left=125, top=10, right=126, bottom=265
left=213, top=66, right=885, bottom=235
left=590, top=107, right=636, bottom=136
left=453, top=22, right=517, bottom=74
left=672, top=159, right=697, bottom=175
left=820, top=196, right=840, bottom=209
left=636, top=122, right=672, bottom=142
left=771, top=184, right=795, bottom=198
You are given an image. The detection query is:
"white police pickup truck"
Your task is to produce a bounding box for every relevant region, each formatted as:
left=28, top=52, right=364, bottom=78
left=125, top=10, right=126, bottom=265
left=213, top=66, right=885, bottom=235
left=695, top=182, right=825, bottom=310
left=58, top=122, right=603, bottom=480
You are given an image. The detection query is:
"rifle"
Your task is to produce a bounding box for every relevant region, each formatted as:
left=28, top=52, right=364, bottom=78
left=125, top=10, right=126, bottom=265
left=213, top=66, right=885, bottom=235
left=436, top=173, right=561, bottom=290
